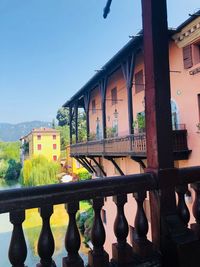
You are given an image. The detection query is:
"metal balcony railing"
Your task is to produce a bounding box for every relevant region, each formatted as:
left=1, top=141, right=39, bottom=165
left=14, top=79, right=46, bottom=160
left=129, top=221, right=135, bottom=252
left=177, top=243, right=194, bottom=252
left=70, top=127, right=189, bottom=158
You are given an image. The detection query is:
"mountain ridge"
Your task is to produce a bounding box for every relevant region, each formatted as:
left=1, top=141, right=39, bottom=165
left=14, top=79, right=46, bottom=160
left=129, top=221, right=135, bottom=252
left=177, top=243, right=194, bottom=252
left=0, top=121, right=52, bottom=142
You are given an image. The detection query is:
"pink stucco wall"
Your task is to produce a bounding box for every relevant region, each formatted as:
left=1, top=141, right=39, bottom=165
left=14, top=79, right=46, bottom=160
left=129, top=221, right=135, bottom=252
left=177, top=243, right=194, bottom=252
left=85, top=30, right=200, bottom=256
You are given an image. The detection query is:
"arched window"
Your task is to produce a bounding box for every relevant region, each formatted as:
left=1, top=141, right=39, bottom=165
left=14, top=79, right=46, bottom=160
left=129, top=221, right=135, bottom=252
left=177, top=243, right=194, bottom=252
left=171, top=100, right=179, bottom=130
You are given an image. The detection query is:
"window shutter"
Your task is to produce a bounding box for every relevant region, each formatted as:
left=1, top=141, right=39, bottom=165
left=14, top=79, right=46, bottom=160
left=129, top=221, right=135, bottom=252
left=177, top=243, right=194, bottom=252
left=183, top=45, right=193, bottom=69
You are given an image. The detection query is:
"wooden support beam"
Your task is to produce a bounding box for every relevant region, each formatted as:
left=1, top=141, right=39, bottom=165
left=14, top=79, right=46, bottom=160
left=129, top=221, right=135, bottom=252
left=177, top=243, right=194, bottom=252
left=105, top=157, right=124, bottom=176
left=74, top=157, right=93, bottom=174
left=131, top=157, right=146, bottom=170
left=89, top=157, right=107, bottom=177
left=83, top=157, right=97, bottom=174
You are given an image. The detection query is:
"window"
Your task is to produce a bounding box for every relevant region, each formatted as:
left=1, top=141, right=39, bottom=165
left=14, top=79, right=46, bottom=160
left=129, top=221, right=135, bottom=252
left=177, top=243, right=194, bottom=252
left=37, top=135, right=41, bottom=140
left=92, top=99, right=96, bottom=114
left=53, top=144, right=57, bottom=150
left=111, top=87, right=117, bottom=105
left=37, top=144, right=42, bottom=150
left=135, top=70, right=144, bottom=93
left=183, top=45, right=193, bottom=69
left=193, top=42, right=200, bottom=65
left=53, top=155, right=57, bottom=161
left=53, top=135, right=56, bottom=140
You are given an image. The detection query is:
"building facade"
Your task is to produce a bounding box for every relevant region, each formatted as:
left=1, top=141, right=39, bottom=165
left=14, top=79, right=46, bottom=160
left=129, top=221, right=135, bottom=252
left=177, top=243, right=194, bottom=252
left=64, top=12, right=200, bottom=253
left=20, top=128, right=60, bottom=163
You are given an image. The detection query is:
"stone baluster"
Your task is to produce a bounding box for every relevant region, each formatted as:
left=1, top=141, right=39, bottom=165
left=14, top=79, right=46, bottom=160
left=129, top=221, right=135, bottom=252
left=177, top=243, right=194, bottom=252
left=9, top=210, right=27, bottom=267
left=63, top=202, right=84, bottom=267
left=88, top=197, right=109, bottom=267
left=112, top=194, right=133, bottom=265
left=176, top=184, right=190, bottom=226
left=37, top=205, right=56, bottom=267
left=132, top=191, right=153, bottom=257
left=191, top=182, right=200, bottom=238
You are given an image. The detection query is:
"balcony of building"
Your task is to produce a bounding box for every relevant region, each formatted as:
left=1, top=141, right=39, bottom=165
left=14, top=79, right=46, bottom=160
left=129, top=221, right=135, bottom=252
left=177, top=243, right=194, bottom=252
left=70, top=124, right=191, bottom=161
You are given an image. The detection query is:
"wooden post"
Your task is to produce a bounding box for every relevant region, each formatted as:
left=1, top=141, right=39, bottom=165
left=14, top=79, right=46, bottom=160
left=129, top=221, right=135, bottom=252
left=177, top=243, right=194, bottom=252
left=142, top=0, right=200, bottom=265
left=100, top=78, right=107, bottom=139
left=84, top=92, right=90, bottom=141
left=69, top=106, right=73, bottom=145
left=121, top=53, right=135, bottom=135
left=75, top=102, right=79, bottom=144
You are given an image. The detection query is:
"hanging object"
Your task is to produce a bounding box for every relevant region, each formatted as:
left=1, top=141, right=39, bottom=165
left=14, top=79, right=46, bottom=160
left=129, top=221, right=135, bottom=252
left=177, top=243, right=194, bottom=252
left=103, top=0, right=113, bottom=19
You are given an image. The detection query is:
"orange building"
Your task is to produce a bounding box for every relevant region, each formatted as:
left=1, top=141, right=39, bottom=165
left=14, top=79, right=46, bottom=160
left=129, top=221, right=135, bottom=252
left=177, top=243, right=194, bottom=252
left=63, top=12, right=200, bottom=254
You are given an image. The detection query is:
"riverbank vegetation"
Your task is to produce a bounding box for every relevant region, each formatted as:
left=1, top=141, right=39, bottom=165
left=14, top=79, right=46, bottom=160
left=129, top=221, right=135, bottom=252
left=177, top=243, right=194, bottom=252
left=0, top=141, right=22, bottom=182
left=21, top=156, right=60, bottom=186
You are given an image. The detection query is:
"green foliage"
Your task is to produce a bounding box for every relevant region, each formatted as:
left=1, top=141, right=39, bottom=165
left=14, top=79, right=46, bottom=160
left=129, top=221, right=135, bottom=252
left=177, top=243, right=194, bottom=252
left=0, top=141, right=21, bottom=161
left=21, top=156, right=60, bottom=186
left=52, top=118, right=56, bottom=129
left=56, top=125, right=70, bottom=150
left=77, top=170, right=92, bottom=181
left=133, top=112, right=145, bottom=132
left=77, top=204, right=94, bottom=245
left=4, top=159, right=22, bottom=180
left=56, top=107, right=69, bottom=126
left=22, top=142, right=29, bottom=154
left=78, top=112, right=87, bottom=142
left=0, top=159, right=9, bottom=178
left=106, top=127, right=117, bottom=138
left=0, top=141, right=21, bottom=180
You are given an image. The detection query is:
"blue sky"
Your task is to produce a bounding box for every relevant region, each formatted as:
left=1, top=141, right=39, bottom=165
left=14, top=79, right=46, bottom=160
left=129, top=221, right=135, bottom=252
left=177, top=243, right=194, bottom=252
left=0, top=0, right=199, bottom=123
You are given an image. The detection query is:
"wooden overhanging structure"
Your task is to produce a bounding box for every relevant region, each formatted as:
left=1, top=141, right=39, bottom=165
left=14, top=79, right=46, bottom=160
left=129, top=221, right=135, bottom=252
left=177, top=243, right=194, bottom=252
left=63, top=26, right=190, bottom=175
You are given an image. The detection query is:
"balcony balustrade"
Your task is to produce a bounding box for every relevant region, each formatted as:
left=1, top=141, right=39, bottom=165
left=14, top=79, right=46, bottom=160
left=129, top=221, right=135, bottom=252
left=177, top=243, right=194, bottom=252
left=70, top=126, right=190, bottom=160
left=1, top=166, right=200, bottom=266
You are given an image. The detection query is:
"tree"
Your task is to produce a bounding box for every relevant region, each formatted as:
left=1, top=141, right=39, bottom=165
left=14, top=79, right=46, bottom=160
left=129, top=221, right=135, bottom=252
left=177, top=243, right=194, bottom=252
left=78, top=112, right=87, bottom=142
left=21, top=156, right=60, bottom=186
left=56, top=125, right=70, bottom=150
left=56, top=107, right=69, bottom=126
left=4, top=159, right=22, bottom=181
left=52, top=118, right=56, bottom=129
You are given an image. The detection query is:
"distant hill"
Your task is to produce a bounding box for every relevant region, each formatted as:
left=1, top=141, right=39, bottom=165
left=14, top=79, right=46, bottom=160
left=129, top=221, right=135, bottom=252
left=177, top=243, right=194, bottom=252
left=0, top=121, right=52, bottom=142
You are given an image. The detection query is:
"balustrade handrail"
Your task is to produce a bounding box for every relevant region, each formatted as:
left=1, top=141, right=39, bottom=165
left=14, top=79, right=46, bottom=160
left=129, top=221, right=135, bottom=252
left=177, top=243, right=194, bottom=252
left=0, top=173, right=156, bottom=214
left=71, top=133, right=145, bottom=147
left=179, top=166, right=200, bottom=184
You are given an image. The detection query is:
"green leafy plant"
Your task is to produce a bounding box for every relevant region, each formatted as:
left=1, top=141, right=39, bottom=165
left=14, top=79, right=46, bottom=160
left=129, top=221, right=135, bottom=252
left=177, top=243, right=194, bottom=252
left=77, top=170, right=92, bottom=181
left=106, top=127, right=117, bottom=138
left=133, top=113, right=145, bottom=133
left=21, top=155, right=60, bottom=186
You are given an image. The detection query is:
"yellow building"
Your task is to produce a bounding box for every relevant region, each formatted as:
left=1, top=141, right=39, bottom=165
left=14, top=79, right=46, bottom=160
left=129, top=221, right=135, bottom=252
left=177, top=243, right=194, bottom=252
left=66, top=145, right=86, bottom=175
left=20, top=128, right=60, bottom=162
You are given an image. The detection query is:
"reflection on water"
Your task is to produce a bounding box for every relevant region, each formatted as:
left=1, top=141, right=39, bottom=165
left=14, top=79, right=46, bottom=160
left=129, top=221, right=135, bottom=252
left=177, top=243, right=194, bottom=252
left=0, top=182, right=88, bottom=266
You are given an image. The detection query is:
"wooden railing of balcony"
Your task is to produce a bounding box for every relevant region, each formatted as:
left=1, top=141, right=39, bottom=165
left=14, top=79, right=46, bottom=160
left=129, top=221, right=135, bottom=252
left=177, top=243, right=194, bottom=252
left=1, top=173, right=158, bottom=267
left=2, top=166, right=200, bottom=266
left=70, top=128, right=189, bottom=158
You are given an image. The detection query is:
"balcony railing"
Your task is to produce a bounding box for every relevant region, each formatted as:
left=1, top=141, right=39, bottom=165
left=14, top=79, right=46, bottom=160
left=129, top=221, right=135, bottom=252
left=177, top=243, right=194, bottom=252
left=1, top=166, right=200, bottom=266
left=70, top=128, right=190, bottom=159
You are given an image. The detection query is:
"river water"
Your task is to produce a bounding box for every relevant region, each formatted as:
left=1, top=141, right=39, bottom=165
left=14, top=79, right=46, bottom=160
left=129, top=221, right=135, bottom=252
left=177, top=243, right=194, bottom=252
left=0, top=181, right=88, bottom=266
